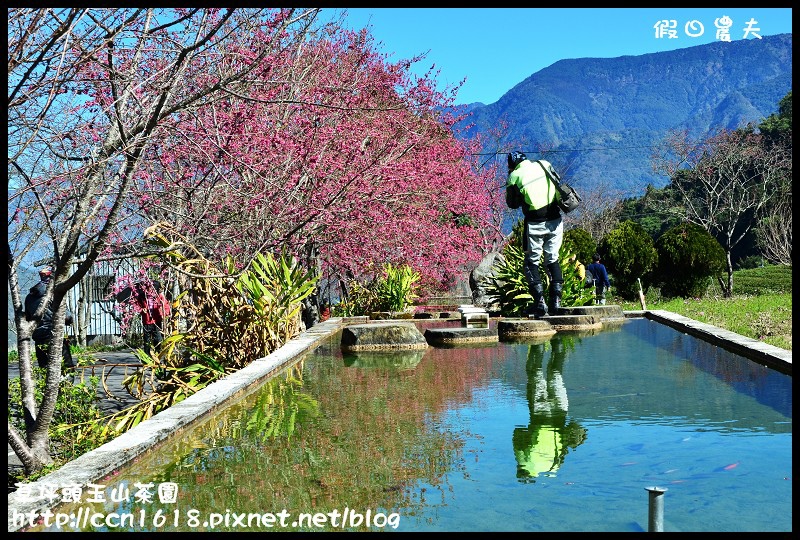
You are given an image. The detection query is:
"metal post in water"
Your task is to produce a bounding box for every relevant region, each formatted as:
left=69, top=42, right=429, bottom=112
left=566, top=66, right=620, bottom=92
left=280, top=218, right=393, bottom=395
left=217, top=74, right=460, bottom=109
left=645, top=486, right=667, bottom=532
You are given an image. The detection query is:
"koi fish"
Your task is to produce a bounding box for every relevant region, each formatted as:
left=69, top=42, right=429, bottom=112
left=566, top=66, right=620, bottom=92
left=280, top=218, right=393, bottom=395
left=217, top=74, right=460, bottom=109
left=715, top=461, right=740, bottom=472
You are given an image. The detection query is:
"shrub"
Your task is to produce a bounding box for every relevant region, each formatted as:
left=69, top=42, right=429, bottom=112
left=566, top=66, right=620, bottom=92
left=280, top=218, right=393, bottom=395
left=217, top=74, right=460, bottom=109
left=333, top=280, right=374, bottom=317
left=599, top=220, right=658, bottom=300
left=654, top=222, right=726, bottom=298
left=735, top=255, right=765, bottom=270
left=560, top=251, right=596, bottom=309
left=563, top=227, right=597, bottom=268
left=101, top=223, right=319, bottom=438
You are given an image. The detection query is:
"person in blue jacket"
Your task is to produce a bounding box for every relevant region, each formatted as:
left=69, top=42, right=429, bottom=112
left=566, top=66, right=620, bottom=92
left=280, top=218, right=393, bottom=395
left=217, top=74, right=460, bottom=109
left=585, top=253, right=611, bottom=305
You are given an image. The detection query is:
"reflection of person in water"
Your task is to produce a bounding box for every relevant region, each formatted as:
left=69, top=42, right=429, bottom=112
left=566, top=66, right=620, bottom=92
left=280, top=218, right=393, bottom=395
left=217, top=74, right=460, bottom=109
left=513, top=338, right=587, bottom=482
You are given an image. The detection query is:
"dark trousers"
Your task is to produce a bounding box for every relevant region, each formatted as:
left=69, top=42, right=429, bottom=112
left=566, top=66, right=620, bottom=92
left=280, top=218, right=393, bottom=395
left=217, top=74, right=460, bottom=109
left=595, top=284, right=607, bottom=304
left=35, top=337, right=75, bottom=371
left=143, top=323, right=163, bottom=355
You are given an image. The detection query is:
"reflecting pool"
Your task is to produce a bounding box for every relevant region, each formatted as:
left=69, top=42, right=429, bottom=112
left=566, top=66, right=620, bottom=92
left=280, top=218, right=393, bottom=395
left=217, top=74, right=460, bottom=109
left=38, top=318, right=791, bottom=532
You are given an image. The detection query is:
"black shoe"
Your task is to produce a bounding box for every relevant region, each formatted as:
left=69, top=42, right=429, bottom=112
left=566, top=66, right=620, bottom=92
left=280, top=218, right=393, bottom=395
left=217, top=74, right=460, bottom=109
left=533, top=299, right=548, bottom=319
left=549, top=282, right=563, bottom=314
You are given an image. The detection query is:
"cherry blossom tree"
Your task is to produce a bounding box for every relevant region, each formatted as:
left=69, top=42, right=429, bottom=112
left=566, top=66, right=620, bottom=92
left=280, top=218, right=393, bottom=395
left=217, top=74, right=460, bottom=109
left=133, top=27, right=504, bottom=303
left=8, top=7, right=322, bottom=475
left=9, top=8, right=505, bottom=476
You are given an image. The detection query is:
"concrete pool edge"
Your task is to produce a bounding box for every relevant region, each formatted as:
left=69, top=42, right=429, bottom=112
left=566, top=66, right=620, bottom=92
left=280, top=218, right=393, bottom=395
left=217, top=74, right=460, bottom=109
left=635, top=310, right=792, bottom=376
left=7, top=312, right=791, bottom=531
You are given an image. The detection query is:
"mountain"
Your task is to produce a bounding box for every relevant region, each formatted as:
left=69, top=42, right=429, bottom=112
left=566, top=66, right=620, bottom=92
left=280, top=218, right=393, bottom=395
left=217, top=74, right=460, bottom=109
left=458, top=33, right=792, bottom=197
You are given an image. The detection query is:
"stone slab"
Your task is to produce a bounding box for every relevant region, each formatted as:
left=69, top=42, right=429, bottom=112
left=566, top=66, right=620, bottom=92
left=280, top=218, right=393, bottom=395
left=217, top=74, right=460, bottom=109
left=461, top=312, right=489, bottom=326
left=424, top=326, right=498, bottom=346
left=542, top=314, right=603, bottom=331
left=498, top=319, right=557, bottom=339
left=341, top=322, right=428, bottom=351
left=558, top=304, right=625, bottom=320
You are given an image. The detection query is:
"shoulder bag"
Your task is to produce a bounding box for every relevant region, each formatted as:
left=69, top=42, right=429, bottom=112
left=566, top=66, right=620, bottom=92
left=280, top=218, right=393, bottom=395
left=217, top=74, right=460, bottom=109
left=535, top=160, right=582, bottom=213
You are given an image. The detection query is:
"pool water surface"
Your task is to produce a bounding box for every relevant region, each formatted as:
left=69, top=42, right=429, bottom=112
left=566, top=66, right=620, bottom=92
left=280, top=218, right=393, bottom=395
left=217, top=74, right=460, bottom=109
left=39, top=318, right=792, bottom=532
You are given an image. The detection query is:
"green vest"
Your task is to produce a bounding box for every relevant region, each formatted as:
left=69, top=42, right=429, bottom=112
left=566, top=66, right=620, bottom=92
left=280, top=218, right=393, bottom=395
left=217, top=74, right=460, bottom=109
left=507, top=159, right=557, bottom=211
left=514, top=425, right=563, bottom=478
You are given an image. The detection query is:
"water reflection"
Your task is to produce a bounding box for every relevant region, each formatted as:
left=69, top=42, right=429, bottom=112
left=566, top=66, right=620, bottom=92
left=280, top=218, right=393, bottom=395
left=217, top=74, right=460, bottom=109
left=156, top=362, right=320, bottom=473
left=513, top=337, right=587, bottom=482
left=342, top=350, right=426, bottom=370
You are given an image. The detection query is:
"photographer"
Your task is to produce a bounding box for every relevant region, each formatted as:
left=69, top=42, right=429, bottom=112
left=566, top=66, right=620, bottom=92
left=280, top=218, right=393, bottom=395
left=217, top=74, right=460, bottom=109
left=506, top=151, right=566, bottom=317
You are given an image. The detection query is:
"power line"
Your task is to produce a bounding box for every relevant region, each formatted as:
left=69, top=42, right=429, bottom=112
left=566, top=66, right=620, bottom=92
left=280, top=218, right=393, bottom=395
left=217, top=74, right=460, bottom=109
left=473, top=143, right=674, bottom=157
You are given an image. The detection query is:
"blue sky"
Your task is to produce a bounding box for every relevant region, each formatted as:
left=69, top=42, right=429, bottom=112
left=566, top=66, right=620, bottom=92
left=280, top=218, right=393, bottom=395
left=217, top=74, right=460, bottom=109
left=326, top=8, right=793, bottom=105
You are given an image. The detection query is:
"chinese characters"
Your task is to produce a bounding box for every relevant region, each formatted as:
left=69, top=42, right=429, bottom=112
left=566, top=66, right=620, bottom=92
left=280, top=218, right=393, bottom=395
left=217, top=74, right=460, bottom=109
left=654, top=17, right=762, bottom=41
left=14, top=481, right=179, bottom=505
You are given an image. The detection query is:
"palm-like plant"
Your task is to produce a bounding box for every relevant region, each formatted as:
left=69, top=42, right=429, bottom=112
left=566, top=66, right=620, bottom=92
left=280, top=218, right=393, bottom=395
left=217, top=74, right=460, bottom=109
left=374, top=263, right=420, bottom=313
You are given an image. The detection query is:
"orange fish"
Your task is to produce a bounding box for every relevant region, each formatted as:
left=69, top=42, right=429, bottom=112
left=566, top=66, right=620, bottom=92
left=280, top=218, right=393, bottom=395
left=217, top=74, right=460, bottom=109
left=722, top=462, right=739, bottom=471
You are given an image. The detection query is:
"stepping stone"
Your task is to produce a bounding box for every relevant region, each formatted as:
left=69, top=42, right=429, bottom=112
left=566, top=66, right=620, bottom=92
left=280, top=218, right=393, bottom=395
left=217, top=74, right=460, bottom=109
left=558, top=305, right=625, bottom=322
left=424, top=326, right=498, bottom=347
left=462, top=312, right=489, bottom=326
left=544, top=314, right=603, bottom=331
left=498, top=319, right=557, bottom=340
left=341, top=322, right=428, bottom=351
